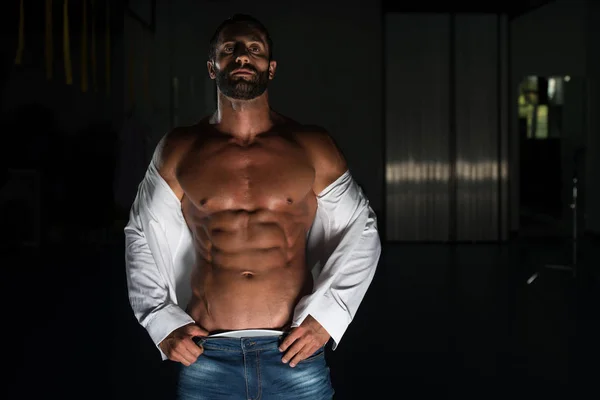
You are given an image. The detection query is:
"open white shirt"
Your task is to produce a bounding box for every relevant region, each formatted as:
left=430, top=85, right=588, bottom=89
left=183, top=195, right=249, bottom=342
left=124, top=159, right=381, bottom=360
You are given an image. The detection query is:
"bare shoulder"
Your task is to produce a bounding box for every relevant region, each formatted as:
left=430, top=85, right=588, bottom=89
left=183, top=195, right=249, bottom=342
left=153, top=126, right=197, bottom=172
left=152, top=123, right=202, bottom=198
left=292, top=124, right=348, bottom=194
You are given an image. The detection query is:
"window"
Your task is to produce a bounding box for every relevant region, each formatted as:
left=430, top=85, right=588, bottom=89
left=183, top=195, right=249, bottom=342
left=518, top=75, right=566, bottom=140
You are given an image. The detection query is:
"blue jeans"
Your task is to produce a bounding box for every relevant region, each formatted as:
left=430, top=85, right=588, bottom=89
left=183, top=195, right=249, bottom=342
left=176, top=335, right=335, bottom=400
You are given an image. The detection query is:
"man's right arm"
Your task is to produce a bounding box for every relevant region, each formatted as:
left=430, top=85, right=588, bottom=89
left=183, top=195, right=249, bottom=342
left=124, top=129, right=206, bottom=364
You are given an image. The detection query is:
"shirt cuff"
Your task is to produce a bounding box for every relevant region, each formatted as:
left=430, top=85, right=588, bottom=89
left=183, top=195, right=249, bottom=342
left=144, top=303, right=195, bottom=360
left=294, top=290, right=351, bottom=351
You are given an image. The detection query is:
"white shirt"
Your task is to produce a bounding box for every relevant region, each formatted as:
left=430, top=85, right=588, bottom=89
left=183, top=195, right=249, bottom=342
left=124, top=159, right=381, bottom=360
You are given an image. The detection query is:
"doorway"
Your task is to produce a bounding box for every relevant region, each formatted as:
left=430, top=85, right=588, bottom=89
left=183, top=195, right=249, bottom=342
left=517, top=75, right=586, bottom=236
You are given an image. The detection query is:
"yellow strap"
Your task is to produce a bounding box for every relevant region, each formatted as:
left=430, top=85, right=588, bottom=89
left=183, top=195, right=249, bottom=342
left=63, top=0, right=72, bottom=85
left=91, top=0, right=97, bottom=91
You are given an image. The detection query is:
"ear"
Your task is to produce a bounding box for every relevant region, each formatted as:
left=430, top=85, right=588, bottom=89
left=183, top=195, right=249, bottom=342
left=268, top=60, right=277, bottom=80
left=207, top=60, right=216, bottom=80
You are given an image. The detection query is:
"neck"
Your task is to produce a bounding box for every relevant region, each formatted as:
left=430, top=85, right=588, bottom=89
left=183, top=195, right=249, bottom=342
left=212, top=90, right=273, bottom=139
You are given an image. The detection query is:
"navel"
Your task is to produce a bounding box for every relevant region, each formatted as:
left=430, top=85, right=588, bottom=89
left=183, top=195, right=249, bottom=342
left=199, top=198, right=207, bottom=206
left=242, top=271, right=254, bottom=279
left=286, top=198, right=293, bottom=205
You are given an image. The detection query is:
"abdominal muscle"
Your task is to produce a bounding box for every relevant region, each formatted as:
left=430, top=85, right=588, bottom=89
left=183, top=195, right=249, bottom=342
left=184, top=209, right=314, bottom=333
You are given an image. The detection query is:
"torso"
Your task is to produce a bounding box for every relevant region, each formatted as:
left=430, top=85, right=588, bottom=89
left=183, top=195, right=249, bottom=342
left=175, top=120, right=318, bottom=333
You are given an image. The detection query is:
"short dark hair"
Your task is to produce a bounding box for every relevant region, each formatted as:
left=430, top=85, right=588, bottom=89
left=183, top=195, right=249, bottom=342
left=208, top=14, right=274, bottom=61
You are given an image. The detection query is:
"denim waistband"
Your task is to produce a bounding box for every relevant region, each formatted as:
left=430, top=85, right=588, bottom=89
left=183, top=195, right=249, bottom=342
left=194, top=334, right=289, bottom=353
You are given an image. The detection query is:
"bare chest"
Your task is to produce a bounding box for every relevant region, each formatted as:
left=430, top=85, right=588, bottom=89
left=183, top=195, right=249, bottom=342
left=176, top=135, right=316, bottom=213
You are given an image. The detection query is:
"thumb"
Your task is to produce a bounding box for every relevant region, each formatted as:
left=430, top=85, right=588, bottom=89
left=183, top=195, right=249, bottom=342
left=185, top=323, right=207, bottom=337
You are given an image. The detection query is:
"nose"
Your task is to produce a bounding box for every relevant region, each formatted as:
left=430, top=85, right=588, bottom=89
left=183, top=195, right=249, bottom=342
left=234, top=47, right=250, bottom=65
left=235, top=54, right=250, bottom=65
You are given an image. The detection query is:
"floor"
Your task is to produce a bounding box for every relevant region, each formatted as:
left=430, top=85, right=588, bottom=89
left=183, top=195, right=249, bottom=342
left=4, top=223, right=599, bottom=399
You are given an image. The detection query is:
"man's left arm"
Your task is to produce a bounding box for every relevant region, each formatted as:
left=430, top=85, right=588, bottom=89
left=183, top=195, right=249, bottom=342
left=279, top=130, right=382, bottom=367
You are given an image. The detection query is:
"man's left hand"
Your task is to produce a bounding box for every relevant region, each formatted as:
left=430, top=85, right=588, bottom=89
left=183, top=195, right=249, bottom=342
left=279, top=315, right=331, bottom=367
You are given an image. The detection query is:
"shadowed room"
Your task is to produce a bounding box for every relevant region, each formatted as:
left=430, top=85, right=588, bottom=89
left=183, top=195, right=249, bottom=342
left=1, top=0, right=599, bottom=399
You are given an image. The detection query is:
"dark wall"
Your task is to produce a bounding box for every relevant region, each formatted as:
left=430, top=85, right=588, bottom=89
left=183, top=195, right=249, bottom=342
left=385, top=13, right=510, bottom=242
left=1, top=1, right=125, bottom=132
left=510, top=0, right=600, bottom=233
left=1, top=0, right=125, bottom=242
left=586, top=0, right=600, bottom=234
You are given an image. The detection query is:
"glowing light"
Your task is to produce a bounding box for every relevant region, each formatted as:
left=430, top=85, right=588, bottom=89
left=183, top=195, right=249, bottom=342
left=386, top=160, right=507, bottom=183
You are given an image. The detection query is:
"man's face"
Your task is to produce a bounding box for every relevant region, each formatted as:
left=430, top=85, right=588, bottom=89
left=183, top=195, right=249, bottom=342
left=208, top=24, right=276, bottom=101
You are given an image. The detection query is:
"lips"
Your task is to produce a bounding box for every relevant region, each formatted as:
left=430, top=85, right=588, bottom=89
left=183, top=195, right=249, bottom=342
left=231, top=68, right=255, bottom=76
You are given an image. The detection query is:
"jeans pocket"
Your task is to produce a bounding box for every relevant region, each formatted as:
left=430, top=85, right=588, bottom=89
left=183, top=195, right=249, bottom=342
left=301, top=345, right=326, bottom=363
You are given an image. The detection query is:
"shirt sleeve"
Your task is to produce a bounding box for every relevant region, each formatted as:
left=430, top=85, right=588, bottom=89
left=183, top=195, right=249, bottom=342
left=124, top=158, right=195, bottom=360
left=292, top=170, right=382, bottom=349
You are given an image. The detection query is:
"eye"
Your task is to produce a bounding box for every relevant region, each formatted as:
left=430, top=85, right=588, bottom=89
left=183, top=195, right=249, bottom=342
left=250, top=47, right=260, bottom=53
left=223, top=46, right=234, bottom=53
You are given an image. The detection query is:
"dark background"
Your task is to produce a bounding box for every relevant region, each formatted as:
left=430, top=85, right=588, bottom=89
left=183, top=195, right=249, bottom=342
left=2, top=0, right=599, bottom=399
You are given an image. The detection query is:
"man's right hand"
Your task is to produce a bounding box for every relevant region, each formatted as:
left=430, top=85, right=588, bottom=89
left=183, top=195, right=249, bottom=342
left=159, top=323, right=209, bottom=366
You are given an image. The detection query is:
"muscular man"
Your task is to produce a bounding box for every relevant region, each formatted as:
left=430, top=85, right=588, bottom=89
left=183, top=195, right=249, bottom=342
left=124, top=14, right=381, bottom=399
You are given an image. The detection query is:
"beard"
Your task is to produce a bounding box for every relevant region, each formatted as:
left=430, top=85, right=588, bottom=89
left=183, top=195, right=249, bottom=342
left=215, top=63, right=270, bottom=100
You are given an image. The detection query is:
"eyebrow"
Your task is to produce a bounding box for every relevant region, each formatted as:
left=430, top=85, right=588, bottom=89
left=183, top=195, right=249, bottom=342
left=221, top=35, right=265, bottom=45
left=246, top=35, right=264, bottom=43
